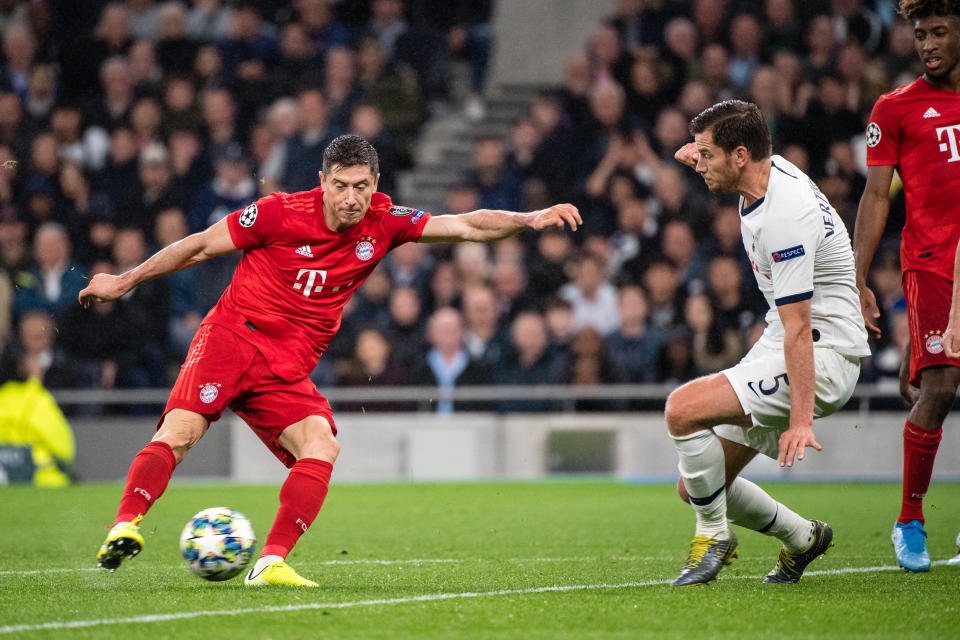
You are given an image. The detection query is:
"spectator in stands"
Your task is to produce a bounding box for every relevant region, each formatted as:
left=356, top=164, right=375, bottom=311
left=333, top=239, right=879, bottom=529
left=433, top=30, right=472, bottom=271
left=325, top=46, right=363, bottom=132
left=570, top=325, right=626, bottom=410
left=412, top=307, right=492, bottom=414
left=657, top=325, right=700, bottom=383
left=3, top=21, right=36, bottom=101
left=384, top=285, right=428, bottom=366
left=0, top=214, right=30, bottom=277
left=128, top=142, right=187, bottom=233
left=13, top=222, right=87, bottom=320
left=706, top=254, right=760, bottom=333
left=560, top=253, right=620, bottom=337
left=464, top=135, right=523, bottom=212
left=0, top=268, right=9, bottom=347
left=155, top=2, right=197, bottom=77
left=545, top=295, right=577, bottom=360
left=189, top=142, right=257, bottom=232
left=384, top=239, right=431, bottom=295
left=11, top=309, right=74, bottom=389
left=727, top=14, right=763, bottom=95
left=297, top=0, right=353, bottom=64
left=642, top=258, right=682, bottom=331
left=350, top=266, right=392, bottom=328
left=187, top=0, right=233, bottom=41
left=495, top=310, right=568, bottom=412
left=275, top=88, right=339, bottom=193
left=492, top=259, right=530, bottom=320
left=527, top=228, right=576, bottom=303
left=336, top=327, right=408, bottom=412
left=0, top=92, right=31, bottom=161
left=606, top=284, right=662, bottom=383
left=90, top=56, right=136, bottom=131
left=201, top=87, right=241, bottom=158
left=0, top=330, right=75, bottom=486
left=426, top=259, right=461, bottom=311
left=685, top=293, right=743, bottom=373
left=128, top=38, right=164, bottom=98
left=129, top=95, right=164, bottom=150
left=660, top=219, right=705, bottom=292
left=461, top=283, right=509, bottom=366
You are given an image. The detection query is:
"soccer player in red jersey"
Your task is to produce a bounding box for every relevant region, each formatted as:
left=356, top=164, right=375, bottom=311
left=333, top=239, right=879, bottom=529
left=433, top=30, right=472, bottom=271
left=853, top=0, right=960, bottom=572
left=80, top=135, right=582, bottom=586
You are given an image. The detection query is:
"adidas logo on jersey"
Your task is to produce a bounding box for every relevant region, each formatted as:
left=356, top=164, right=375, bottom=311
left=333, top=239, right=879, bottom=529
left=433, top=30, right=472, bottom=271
left=295, top=245, right=314, bottom=258
left=923, top=107, right=941, bottom=119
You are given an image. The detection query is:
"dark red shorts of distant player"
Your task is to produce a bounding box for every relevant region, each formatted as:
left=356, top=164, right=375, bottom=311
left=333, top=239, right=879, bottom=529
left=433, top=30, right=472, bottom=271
left=903, top=270, right=960, bottom=386
left=161, top=323, right=337, bottom=468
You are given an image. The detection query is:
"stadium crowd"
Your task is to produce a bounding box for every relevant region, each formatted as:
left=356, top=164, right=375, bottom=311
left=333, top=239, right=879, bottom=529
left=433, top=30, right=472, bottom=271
left=0, top=0, right=912, bottom=413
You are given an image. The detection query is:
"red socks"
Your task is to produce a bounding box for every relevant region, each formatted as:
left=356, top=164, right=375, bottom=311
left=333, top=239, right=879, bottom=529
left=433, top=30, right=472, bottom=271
left=115, top=441, right=177, bottom=525
left=898, top=421, right=942, bottom=525
left=261, top=458, right=333, bottom=558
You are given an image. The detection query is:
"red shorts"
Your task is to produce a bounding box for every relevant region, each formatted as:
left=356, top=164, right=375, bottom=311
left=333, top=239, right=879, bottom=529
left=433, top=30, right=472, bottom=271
left=903, top=270, right=959, bottom=386
left=162, top=323, right=337, bottom=468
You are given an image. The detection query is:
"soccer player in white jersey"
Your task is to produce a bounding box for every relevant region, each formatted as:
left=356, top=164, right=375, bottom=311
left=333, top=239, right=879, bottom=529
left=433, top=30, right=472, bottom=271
left=668, top=100, right=871, bottom=586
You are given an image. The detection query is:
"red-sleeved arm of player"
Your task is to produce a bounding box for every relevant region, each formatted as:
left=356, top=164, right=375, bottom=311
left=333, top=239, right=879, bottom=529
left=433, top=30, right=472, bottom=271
left=865, top=94, right=901, bottom=167
left=226, top=194, right=285, bottom=250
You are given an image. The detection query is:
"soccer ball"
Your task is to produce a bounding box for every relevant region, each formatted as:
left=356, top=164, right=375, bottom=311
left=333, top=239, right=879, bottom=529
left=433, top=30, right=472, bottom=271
left=179, top=507, right=256, bottom=581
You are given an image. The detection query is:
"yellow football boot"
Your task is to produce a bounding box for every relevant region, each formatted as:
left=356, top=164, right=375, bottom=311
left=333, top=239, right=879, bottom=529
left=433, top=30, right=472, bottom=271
left=244, top=560, right=318, bottom=587
left=97, top=515, right=145, bottom=571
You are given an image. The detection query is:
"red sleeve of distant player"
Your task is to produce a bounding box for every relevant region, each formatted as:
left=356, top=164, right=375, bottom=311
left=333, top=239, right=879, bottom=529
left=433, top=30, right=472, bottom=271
left=865, top=93, right=901, bottom=166
left=226, top=194, right=285, bottom=250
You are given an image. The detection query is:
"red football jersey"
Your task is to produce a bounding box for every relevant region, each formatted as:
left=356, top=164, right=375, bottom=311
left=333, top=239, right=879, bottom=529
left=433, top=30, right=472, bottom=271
left=202, top=188, right=431, bottom=381
left=866, top=77, right=960, bottom=280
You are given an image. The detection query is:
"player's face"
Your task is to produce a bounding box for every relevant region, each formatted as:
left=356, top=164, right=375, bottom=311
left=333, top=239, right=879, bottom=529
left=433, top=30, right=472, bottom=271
left=693, top=130, right=740, bottom=193
left=914, top=15, right=960, bottom=82
left=320, top=164, right=380, bottom=231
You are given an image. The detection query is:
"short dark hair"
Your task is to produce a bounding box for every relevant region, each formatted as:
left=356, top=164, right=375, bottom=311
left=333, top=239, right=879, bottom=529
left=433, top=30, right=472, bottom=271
left=899, top=0, right=960, bottom=20
left=322, top=134, right=380, bottom=176
left=688, top=100, right=771, bottom=161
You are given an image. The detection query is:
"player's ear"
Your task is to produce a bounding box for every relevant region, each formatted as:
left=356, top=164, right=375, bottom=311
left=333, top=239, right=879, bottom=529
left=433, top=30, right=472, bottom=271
left=318, top=171, right=325, bottom=187
left=372, top=173, right=380, bottom=191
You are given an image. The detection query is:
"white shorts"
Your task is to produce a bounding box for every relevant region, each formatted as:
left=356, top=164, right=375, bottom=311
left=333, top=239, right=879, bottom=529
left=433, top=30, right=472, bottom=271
left=714, top=340, right=861, bottom=459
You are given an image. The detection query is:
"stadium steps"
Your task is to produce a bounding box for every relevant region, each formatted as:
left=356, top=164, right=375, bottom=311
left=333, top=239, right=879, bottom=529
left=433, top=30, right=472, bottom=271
left=398, top=83, right=548, bottom=214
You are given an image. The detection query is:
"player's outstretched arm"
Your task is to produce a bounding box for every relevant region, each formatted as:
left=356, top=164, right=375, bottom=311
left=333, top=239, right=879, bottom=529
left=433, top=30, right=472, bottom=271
left=852, top=165, right=896, bottom=340
left=776, top=298, right=820, bottom=467
left=417, top=204, right=581, bottom=243
left=79, top=217, right=237, bottom=308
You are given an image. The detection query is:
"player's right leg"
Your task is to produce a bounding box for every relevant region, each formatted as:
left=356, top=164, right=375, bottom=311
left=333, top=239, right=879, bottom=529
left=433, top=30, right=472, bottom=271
left=97, top=409, right=209, bottom=571
left=893, top=366, right=960, bottom=572
left=666, top=373, right=751, bottom=586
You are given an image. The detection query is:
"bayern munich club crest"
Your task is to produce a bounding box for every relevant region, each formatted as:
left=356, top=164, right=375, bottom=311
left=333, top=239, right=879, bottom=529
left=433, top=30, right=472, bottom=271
left=199, top=383, right=220, bottom=404
left=355, top=236, right=376, bottom=261
left=925, top=330, right=944, bottom=355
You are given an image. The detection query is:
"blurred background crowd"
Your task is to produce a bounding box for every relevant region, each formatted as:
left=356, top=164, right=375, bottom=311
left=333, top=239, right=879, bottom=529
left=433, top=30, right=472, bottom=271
left=0, top=0, right=912, bottom=416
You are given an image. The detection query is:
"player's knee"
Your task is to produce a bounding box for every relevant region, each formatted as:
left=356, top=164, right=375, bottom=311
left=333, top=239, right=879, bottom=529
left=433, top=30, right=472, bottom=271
left=919, top=381, right=958, bottom=413
left=676, top=477, right=690, bottom=503
left=664, top=389, right=692, bottom=436
left=153, top=413, right=206, bottom=463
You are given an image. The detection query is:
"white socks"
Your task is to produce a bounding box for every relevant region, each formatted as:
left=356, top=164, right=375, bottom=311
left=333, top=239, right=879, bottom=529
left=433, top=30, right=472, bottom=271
left=672, top=429, right=728, bottom=538
left=726, top=477, right=814, bottom=553
left=252, top=554, right=283, bottom=574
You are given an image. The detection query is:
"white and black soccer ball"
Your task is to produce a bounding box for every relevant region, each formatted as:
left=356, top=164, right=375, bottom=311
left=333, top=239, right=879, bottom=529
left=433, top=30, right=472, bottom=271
left=179, top=507, right=256, bottom=581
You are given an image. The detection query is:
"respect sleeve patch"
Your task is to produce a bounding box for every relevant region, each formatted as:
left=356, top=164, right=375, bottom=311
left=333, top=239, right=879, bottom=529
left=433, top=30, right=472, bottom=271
left=771, top=244, right=805, bottom=262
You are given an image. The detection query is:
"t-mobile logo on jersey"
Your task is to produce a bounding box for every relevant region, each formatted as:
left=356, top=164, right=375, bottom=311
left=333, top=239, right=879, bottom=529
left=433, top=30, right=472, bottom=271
left=936, top=125, right=960, bottom=162
left=293, top=268, right=327, bottom=297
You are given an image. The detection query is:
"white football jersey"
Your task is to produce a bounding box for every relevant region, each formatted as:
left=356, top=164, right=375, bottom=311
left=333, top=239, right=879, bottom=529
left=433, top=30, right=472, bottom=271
left=739, top=155, right=870, bottom=357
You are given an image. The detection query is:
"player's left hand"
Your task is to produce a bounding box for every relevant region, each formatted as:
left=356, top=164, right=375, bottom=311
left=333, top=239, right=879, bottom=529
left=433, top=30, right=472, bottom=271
left=531, top=204, right=581, bottom=232
left=778, top=424, right=821, bottom=468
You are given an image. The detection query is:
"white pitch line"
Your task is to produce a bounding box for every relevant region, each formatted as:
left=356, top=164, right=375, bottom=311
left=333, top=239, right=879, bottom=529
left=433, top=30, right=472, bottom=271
left=1, top=561, right=951, bottom=635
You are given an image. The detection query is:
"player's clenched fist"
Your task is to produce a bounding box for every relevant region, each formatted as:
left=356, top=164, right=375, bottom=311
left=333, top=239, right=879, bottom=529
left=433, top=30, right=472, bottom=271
left=674, top=142, right=700, bottom=169
left=943, top=324, right=960, bottom=359
left=78, top=273, right=128, bottom=308
left=531, top=203, right=581, bottom=232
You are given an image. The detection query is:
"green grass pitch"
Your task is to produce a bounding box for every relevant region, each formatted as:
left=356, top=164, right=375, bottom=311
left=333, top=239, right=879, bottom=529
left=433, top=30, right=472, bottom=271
left=1, top=480, right=959, bottom=638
